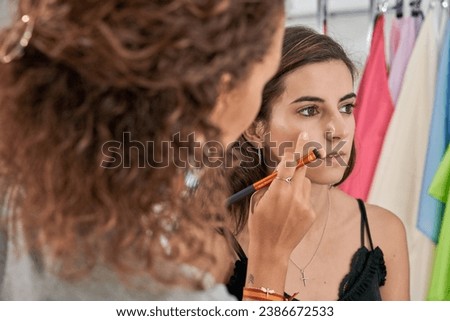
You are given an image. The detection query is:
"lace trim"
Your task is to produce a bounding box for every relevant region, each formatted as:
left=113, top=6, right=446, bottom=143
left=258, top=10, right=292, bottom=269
left=226, top=257, right=247, bottom=300
left=338, top=246, right=386, bottom=301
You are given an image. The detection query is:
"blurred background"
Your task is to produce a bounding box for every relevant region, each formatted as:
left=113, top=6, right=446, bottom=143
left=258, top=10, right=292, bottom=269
left=285, top=0, right=433, bottom=73
left=0, top=0, right=434, bottom=75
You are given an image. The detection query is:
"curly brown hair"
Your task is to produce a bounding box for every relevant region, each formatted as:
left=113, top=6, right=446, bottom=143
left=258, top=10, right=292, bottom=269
left=228, top=26, right=357, bottom=234
left=0, top=0, right=284, bottom=286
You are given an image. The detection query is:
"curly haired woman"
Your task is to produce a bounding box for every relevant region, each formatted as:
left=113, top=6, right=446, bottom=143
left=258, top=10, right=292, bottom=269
left=0, top=0, right=316, bottom=300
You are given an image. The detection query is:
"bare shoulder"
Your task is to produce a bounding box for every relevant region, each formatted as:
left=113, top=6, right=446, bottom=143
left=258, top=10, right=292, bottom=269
left=365, top=203, right=404, bottom=229
left=364, top=203, right=410, bottom=300
left=364, top=203, right=407, bottom=248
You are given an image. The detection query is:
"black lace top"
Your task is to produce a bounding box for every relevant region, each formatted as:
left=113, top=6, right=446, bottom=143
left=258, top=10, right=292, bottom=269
left=226, top=199, right=387, bottom=301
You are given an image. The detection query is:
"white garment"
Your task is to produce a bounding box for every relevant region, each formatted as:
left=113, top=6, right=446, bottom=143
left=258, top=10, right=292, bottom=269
left=0, top=234, right=235, bottom=301
left=0, top=190, right=235, bottom=301
left=368, top=6, right=448, bottom=300
left=0, top=227, right=235, bottom=301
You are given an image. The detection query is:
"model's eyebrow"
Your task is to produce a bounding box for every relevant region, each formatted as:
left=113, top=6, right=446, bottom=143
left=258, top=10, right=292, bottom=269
left=289, top=93, right=357, bottom=105
left=289, top=96, right=324, bottom=105
left=339, top=93, right=357, bottom=102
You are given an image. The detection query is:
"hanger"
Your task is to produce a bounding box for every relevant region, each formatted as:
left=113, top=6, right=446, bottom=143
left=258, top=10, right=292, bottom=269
left=431, top=0, right=449, bottom=8
left=438, top=1, right=449, bottom=19
left=410, top=0, right=424, bottom=18
left=377, top=0, right=390, bottom=14
left=395, top=0, right=404, bottom=18
left=317, top=0, right=328, bottom=35
left=366, top=0, right=387, bottom=50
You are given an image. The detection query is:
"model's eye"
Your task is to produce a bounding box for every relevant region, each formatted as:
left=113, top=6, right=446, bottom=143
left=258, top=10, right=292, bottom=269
left=298, top=106, right=319, bottom=117
left=339, top=104, right=355, bottom=114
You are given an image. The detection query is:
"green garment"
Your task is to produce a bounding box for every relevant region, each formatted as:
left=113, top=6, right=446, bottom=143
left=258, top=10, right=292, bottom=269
left=427, top=144, right=450, bottom=300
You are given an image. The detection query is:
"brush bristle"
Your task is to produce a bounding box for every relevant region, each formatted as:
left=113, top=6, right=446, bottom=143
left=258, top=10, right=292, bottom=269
left=313, top=148, right=325, bottom=159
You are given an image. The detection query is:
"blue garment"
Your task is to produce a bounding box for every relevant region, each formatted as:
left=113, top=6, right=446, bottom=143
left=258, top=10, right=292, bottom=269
left=417, top=21, right=450, bottom=242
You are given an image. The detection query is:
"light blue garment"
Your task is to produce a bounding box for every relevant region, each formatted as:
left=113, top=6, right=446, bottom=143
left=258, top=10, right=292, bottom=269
left=417, top=21, right=450, bottom=242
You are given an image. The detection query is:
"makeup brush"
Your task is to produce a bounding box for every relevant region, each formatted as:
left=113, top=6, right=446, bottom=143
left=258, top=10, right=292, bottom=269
left=226, top=148, right=321, bottom=206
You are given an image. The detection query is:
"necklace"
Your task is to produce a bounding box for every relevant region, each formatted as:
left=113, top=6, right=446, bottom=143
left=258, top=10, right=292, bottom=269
left=289, top=187, right=331, bottom=287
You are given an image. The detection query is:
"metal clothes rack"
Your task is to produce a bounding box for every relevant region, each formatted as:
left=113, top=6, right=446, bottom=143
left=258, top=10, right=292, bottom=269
left=312, top=0, right=449, bottom=30
left=287, top=1, right=410, bottom=35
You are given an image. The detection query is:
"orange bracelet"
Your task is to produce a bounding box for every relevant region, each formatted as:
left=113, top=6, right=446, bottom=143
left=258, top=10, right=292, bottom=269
left=243, top=287, right=286, bottom=301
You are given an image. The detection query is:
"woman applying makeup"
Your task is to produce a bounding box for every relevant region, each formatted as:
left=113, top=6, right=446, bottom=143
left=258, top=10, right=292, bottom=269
left=228, top=26, right=410, bottom=301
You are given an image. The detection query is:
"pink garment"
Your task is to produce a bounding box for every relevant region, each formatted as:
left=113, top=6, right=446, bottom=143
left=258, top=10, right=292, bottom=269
left=389, top=17, right=403, bottom=67
left=389, top=16, right=423, bottom=105
left=339, top=15, right=394, bottom=201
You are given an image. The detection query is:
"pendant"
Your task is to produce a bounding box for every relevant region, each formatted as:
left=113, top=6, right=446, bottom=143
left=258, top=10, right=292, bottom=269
left=300, top=269, right=308, bottom=287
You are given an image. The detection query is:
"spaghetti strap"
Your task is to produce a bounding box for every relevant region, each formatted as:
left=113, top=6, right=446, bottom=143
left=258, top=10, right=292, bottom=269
left=216, top=227, right=247, bottom=261
left=357, top=199, right=374, bottom=250
left=221, top=227, right=248, bottom=301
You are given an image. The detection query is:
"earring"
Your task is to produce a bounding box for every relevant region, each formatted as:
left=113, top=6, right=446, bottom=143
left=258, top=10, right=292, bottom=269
left=0, top=15, right=35, bottom=64
left=257, top=148, right=263, bottom=165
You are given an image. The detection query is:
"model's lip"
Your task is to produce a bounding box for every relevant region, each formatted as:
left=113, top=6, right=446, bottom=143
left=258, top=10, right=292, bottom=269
left=326, top=152, right=346, bottom=158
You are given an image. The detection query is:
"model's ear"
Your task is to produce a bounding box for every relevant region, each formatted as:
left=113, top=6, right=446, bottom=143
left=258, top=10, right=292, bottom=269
left=242, top=121, right=266, bottom=148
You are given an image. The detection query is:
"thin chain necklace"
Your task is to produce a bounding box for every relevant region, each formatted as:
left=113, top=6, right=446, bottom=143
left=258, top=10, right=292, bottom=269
left=289, top=187, right=331, bottom=287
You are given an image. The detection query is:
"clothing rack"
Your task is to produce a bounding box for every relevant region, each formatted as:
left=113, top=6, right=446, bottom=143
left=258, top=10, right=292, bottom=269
left=314, top=1, right=410, bottom=42
left=317, top=0, right=328, bottom=34
left=286, top=1, right=373, bottom=20
left=286, top=1, right=436, bottom=26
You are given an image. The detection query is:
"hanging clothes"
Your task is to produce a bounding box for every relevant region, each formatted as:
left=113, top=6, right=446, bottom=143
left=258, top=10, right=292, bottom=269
left=417, top=20, right=450, bottom=243
left=388, top=0, right=415, bottom=68
left=427, top=144, right=450, bottom=300
left=388, top=15, right=423, bottom=105
left=389, top=17, right=403, bottom=67
left=339, top=14, right=394, bottom=201
left=368, top=5, right=448, bottom=300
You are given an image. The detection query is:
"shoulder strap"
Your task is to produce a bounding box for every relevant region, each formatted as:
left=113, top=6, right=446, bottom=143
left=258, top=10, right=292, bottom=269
left=216, top=227, right=247, bottom=262
left=357, top=199, right=374, bottom=250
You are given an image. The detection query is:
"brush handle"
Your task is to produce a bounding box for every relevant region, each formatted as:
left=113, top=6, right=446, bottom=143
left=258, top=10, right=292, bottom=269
left=226, top=185, right=256, bottom=207
left=254, top=149, right=319, bottom=190
left=226, top=148, right=320, bottom=206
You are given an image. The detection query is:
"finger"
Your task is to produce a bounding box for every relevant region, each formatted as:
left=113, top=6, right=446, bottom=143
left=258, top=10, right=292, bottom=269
left=292, top=131, right=313, bottom=165
left=249, top=189, right=266, bottom=214
left=274, top=132, right=310, bottom=181
left=273, top=158, right=296, bottom=186
left=291, top=161, right=307, bottom=183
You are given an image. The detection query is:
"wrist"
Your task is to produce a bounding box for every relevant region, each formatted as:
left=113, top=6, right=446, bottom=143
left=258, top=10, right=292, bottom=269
left=245, top=252, right=289, bottom=295
left=243, top=287, right=286, bottom=301
left=247, top=242, right=291, bottom=263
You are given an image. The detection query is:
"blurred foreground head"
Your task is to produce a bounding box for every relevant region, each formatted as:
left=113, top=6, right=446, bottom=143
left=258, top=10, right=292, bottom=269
left=0, top=0, right=284, bottom=286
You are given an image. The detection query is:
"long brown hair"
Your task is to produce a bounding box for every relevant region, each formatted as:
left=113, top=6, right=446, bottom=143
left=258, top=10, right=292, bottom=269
left=0, top=0, right=284, bottom=286
left=229, top=26, right=357, bottom=234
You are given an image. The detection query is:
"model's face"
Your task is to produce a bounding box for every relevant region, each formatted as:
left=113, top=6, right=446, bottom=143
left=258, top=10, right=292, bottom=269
left=265, top=60, right=355, bottom=185
left=210, top=17, right=284, bottom=146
